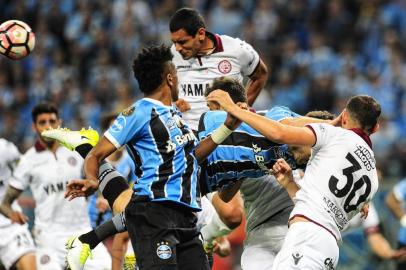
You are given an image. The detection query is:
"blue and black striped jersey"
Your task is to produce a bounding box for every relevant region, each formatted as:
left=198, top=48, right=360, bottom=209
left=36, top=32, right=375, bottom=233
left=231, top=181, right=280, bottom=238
left=105, top=98, right=200, bottom=210
left=198, top=106, right=301, bottom=192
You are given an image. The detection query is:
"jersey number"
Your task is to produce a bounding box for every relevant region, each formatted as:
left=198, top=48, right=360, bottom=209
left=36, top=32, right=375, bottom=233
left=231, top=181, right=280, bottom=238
left=328, top=153, right=371, bottom=213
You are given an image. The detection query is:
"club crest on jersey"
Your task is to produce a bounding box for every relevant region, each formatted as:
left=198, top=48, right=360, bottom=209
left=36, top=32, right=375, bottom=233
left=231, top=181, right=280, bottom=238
left=218, top=60, right=232, bottom=74
left=122, top=106, right=135, bottom=117
left=156, top=241, right=172, bottom=260
left=67, top=156, right=77, bottom=166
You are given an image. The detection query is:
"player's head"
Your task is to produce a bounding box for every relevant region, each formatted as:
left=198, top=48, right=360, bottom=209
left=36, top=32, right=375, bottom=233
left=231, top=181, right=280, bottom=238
left=169, top=8, right=206, bottom=59
left=132, top=45, right=178, bottom=101
left=288, top=110, right=335, bottom=165
left=343, top=95, right=381, bottom=135
left=31, top=102, right=61, bottom=143
left=205, top=77, right=247, bottom=110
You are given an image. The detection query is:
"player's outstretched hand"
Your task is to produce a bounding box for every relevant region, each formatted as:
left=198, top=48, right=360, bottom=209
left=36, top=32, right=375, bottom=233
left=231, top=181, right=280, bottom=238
left=65, top=179, right=98, bottom=200
left=330, top=110, right=344, bottom=127
left=224, top=102, right=247, bottom=130
left=392, top=248, right=406, bottom=261
left=175, top=98, right=191, bottom=112
left=9, top=210, right=28, bottom=224
left=206, top=90, right=238, bottom=113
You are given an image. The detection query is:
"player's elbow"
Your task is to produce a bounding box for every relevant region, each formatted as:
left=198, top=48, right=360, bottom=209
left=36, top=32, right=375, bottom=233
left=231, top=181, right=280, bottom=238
left=219, top=207, right=243, bottom=229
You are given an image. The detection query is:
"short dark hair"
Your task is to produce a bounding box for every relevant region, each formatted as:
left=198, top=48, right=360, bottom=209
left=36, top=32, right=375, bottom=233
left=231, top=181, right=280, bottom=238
left=31, top=102, right=59, bottom=123
left=305, top=110, right=335, bottom=120
left=169, top=8, right=206, bottom=36
left=346, top=95, right=381, bottom=134
left=205, top=77, right=247, bottom=103
left=132, top=45, right=173, bottom=94
left=100, top=112, right=118, bottom=132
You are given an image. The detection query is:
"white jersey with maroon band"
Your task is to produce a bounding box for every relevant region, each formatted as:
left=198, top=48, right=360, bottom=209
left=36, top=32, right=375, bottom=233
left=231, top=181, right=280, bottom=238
left=9, top=144, right=90, bottom=233
left=171, top=32, right=260, bottom=130
left=0, top=138, right=22, bottom=228
left=290, top=123, right=379, bottom=241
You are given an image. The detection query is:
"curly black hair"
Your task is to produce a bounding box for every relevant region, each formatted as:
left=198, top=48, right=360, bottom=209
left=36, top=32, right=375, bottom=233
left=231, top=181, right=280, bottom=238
left=205, top=77, right=247, bottom=103
left=169, top=8, right=206, bottom=36
left=132, top=45, right=173, bottom=94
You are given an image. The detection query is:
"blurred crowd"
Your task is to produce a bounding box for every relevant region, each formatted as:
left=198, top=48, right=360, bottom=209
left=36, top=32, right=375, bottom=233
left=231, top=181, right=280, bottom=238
left=1, top=0, right=406, bottom=178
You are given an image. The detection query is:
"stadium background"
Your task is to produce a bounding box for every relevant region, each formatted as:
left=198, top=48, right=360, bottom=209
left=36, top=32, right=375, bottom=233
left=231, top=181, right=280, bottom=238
left=1, top=0, right=406, bottom=269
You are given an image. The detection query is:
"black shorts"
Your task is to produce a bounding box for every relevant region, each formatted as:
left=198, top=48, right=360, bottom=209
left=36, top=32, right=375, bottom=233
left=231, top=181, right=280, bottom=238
left=125, top=197, right=210, bottom=270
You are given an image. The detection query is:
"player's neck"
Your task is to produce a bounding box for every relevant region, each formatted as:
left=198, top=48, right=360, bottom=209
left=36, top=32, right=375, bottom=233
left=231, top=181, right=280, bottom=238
left=39, top=138, right=58, bottom=153
left=145, top=87, right=172, bottom=106
left=198, top=36, right=215, bottom=56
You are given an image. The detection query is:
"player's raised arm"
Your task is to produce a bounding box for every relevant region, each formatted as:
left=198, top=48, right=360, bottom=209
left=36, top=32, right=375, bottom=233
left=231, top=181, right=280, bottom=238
left=246, top=59, right=268, bottom=106
left=207, top=90, right=316, bottom=146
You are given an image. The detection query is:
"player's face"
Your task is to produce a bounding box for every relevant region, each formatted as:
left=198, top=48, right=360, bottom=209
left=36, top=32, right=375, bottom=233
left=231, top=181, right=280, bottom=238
left=168, top=64, right=179, bottom=101
left=33, top=113, right=61, bottom=142
left=288, top=145, right=311, bottom=165
left=171, top=28, right=203, bottom=60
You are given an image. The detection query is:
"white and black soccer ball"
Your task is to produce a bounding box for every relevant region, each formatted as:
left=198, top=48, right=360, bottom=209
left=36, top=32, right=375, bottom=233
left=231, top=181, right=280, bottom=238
left=0, top=20, right=35, bottom=60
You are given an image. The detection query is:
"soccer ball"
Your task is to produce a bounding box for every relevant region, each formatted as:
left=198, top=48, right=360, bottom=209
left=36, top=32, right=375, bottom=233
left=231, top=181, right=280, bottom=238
left=0, top=20, right=35, bottom=60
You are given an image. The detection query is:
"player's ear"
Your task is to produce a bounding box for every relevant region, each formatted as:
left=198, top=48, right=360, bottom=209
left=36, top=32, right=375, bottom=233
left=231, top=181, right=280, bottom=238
left=197, top=28, right=205, bottom=42
left=31, top=122, right=36, bottom=132
left=166, top=73, right=173, bottom=87
left=371, top=123, right=380, bottom=134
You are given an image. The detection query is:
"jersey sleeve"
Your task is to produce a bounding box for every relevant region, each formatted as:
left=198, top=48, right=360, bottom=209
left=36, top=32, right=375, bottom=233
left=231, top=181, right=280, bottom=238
left=306, top=123, right=335, bottom=150
left=8, top=156, right=30, bottom=191
left=393, top=178, right=406, bottom=201
left=266, top=106, right=301, bottom=122
left=104, top=105, right=144, bottom=149
left=236, top=38, right=260, bottom=76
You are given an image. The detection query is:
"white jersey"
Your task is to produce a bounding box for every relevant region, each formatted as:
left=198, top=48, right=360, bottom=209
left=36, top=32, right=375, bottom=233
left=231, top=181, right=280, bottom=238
left=9, top=143, right=91, bottom=234
left=172, top=32, right=260, bottom=130
left=0, top=138, right=22, bottom=227
left=345, top=202, right=379, bottom=233
left=290, top=123, right=379, bottom=241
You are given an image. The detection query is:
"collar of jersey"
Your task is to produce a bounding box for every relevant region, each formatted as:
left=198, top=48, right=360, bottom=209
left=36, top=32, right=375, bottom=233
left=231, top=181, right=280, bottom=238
left=34, top=140, right=47, bottom=152
left=142, top=98, right=173, bottom=109
left=349, top=128, right=372, bottom=149
left=204, top=32, right=224, bottom=54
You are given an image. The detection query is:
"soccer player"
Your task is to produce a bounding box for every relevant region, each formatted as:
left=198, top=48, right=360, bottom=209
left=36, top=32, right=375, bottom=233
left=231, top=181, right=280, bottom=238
left=0, top=102, right=111, bottom=270
left=385, top=177, right=406, bottom=270
left=63, top=45, right=242, bottom=270
left=0, top=139, right=36, bottom=270
left=207, top=90, right=381, bottom=269
left=169, top=7, right=268, bottom=130
left=200, top=78, right=340, bottom=270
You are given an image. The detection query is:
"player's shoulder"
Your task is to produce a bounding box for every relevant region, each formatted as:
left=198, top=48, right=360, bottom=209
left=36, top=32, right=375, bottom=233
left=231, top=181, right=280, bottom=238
left=0, top=138, right=19, bottom=154
left=266, top=105, right=300, bottom=121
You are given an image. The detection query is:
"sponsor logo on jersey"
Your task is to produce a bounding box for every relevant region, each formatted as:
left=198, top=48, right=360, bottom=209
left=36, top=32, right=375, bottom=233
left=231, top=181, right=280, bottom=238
left=111, top=116, right=126, bottom=133
left=323, top=196, right=348, bottom=230
left=292, top=251, right=303, bottom=265
left=176, top=65, right=191, bottom=69
left=354, top=145, right=375, bottom=171
left=324, top=257, right=335, bottom=270
left=156, top=242, right=172, bottom=260
left=218, top=60, right=232, bottom=74
left=43, top=181, right=69, bottom=195
left=180, top=83, right=210, bottom=96
left=165, top=131, right=196, bottom=153
left=252, top=143, right=268, bottom=172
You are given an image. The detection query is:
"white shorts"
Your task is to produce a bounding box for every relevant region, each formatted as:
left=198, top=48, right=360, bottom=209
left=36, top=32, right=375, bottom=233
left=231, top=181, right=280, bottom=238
left=0, top=223, right=35, bottom=270
left=273, top=222, right=339, bottom=270
left=241, top=225, right=287, bottom=270
left=34, top=229, right=111, bottom=270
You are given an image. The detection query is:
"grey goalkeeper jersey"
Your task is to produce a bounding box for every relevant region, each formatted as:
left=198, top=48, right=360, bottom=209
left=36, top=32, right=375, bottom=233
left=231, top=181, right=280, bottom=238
left=240, top=174, right=293, bottom=234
